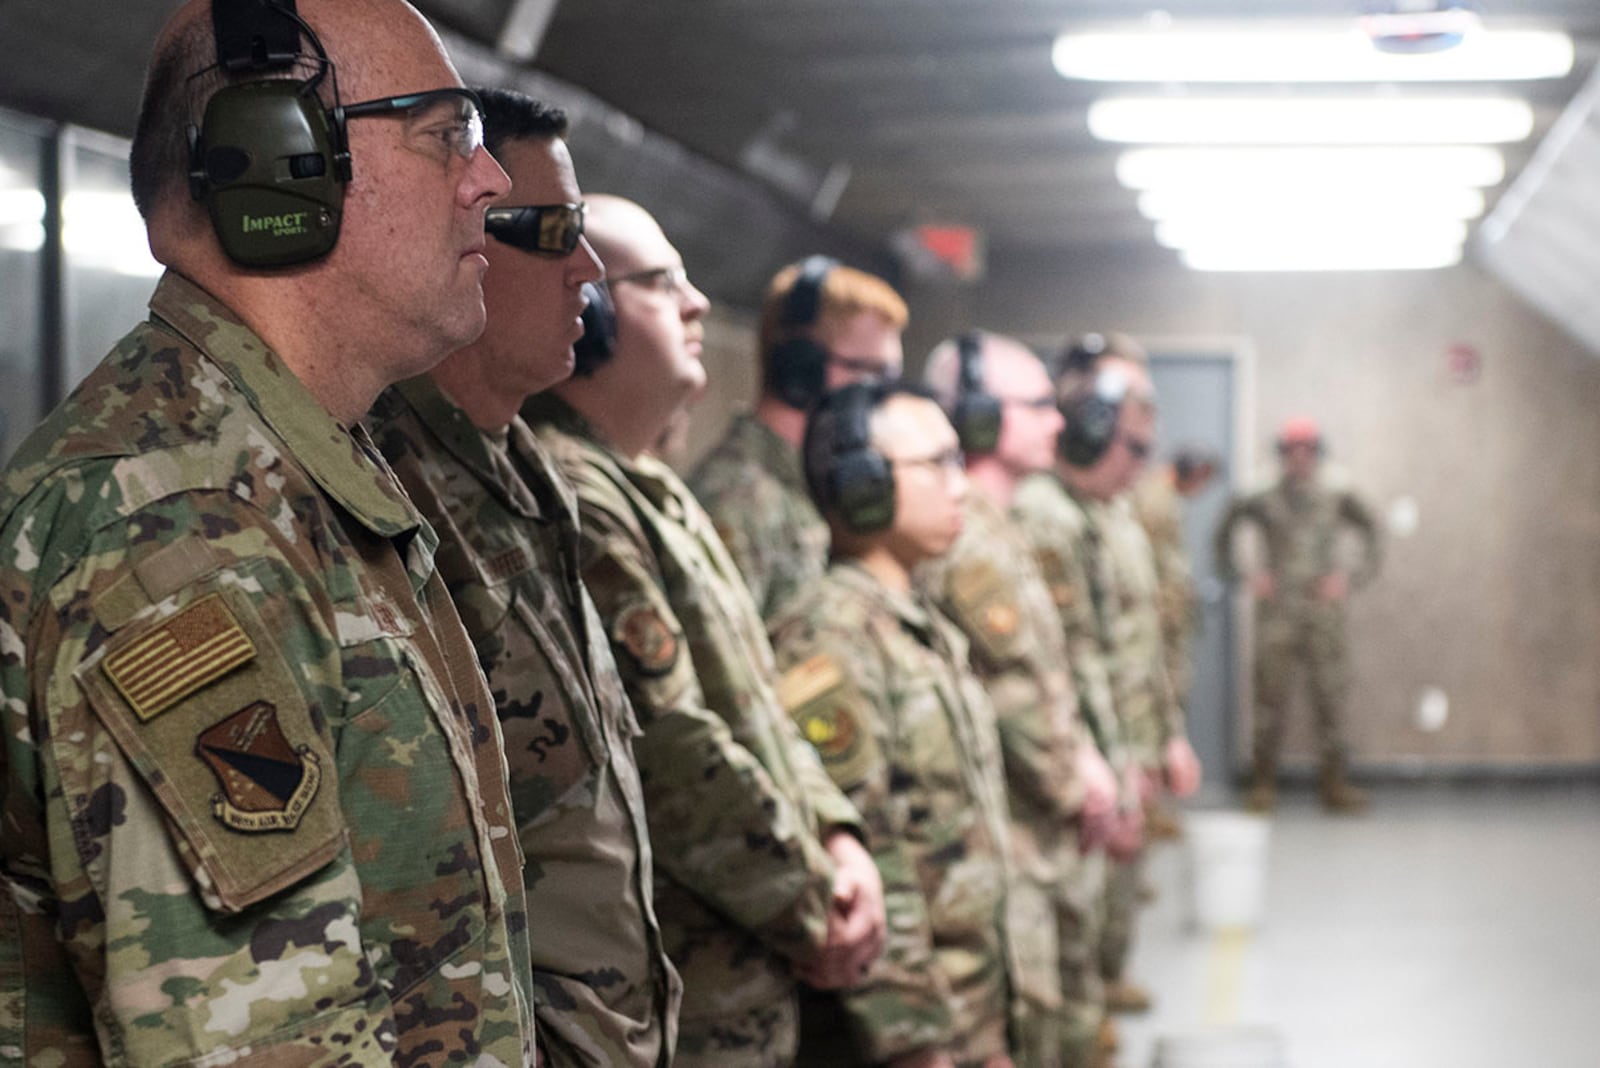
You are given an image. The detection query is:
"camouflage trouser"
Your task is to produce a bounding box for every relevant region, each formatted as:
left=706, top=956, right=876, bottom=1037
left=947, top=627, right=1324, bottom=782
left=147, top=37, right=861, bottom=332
left=1058, top=850, right=1107, bottom=1068
left=1009, top=873, right=1065, bottom=1068
left=1253, top=600, right=1350, bottom=768
left=1097, top=849, right=1143, bottom=987
left=677, top=1000, right=799, bottom=1068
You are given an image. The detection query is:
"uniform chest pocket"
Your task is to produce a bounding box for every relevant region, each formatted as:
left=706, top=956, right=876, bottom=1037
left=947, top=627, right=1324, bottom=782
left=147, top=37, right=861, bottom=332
left=890, top=681, right=970, bottom=835
left=324, top=594, right=491, bottom=999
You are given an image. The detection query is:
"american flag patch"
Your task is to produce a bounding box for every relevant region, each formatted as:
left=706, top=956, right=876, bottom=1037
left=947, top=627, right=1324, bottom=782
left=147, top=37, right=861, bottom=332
left=103, top=594, right=256, bottom=722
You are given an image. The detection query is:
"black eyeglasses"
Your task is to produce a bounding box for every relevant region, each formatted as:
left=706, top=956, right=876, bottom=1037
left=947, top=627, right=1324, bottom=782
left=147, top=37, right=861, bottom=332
left=485, top=202, right=587, bottom=256
left=611, top=266, right=690, bottom=296
left=340, top=87, right=485, bottom=160
left=892, top=448, right=966, bottom=478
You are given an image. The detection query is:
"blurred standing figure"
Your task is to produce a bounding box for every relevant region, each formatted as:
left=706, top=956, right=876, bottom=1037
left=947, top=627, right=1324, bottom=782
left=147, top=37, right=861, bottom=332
left=367, top=89, right=680, bottom=1066
left=920, top=332, right=1121, bottom=1068
left=0, top=0, right=541, bottom=1062
left=523, top=196, right=886, bottom=1068
left=1214, top=417, right=1382, bottom=814
left=692, top=258, right=907, bottom=621
left=1130, top=446, right=1218, bottom=840
left=1131, top=447, right=1219, bottom=714
left=771, top=382, right=1016, bottom=1068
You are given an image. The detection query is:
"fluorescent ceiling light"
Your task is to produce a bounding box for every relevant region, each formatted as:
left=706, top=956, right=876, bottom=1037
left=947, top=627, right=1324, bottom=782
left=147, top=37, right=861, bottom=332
left=1089, top=96, right=1534, bottom=144
left=1138, top=185, right=1486, bottom=222
left=1180, top=242, right=1464, bottom=271
left=1116, top=146, right=1505, bottom=189
left=1154, top=217, right=1468, bottom=252
left=1053, top=28, right=1573, bottom=83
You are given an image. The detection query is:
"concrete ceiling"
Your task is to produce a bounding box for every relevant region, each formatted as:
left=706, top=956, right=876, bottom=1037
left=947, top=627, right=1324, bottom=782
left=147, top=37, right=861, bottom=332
left=5, top=0, right=1600, bottom=268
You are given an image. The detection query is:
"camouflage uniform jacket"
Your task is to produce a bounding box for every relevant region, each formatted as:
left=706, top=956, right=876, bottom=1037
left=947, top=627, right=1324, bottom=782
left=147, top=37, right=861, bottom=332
left=0, top=273, right=535, bottom=1067
left=920, top=491, right=1089, bottom=877
left=522, top=394, right=862, bottom=1067
left=1011, top=472, right=1125, bottom=764
left=1213, top=474, right=1382, bottom=605
left=689, top=413, right=829, bottom=622
left=1098, top=497, right=1184, bottom=765
left=369, top=377, right=680, bottom=1068
left=771, top=562, right=1013, bottom=1065
left=1131, top=469, right=1197, bottom=704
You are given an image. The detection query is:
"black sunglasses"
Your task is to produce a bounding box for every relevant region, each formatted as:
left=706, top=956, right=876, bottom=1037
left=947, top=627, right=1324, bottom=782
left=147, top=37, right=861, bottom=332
left=485, top=202, right=587, bottom=256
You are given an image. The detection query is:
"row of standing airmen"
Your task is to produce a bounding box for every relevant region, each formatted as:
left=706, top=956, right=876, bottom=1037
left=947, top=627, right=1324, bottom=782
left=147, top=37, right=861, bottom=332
left=0, top=2, right=1381, bottom=1064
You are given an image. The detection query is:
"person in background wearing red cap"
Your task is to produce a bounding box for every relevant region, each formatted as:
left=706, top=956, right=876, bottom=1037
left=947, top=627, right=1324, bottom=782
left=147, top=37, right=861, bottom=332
left=1213, top=418, right=1382, bottom=814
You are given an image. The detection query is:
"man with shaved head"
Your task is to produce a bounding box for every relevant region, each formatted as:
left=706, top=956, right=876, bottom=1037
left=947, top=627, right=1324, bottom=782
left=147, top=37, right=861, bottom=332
left=0, top=1, right=537, bottom=1063
left=920, top=331, right=1123, bottom=1067
left=523, top=196, right=885, bottom=1068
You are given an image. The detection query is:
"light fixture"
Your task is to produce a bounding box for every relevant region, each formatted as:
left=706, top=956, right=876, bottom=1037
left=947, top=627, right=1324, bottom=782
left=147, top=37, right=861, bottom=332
left=1137, top=185, right=1486, bottom=222
left=1053, top=27, right=1573, bottom=83
left=1089, top=95, right=1534, bottom=144
left=1180, top=242, right=1464, bottom=271
left=1154, top=217, right=1469, bottom=252
left=1115, top=146, right=1506, bottom=191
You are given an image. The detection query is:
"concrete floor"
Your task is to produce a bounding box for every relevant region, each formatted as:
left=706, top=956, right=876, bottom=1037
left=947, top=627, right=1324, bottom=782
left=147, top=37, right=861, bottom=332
left=1116, top=781, right=1600, bottom=1068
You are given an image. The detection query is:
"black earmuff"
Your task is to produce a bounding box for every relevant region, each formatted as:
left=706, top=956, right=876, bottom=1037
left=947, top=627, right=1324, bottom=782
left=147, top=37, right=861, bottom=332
left=765, top=255, right=838, bottom=411
left=187, top=0, right=349, bottom=267
left=573, top=281, right=616, bottom=377
left=817, top=383, right=896, bottom=533
left=1059, top=365, right=1130, bottom=468
left=950, top=331, right=1003, bottom=455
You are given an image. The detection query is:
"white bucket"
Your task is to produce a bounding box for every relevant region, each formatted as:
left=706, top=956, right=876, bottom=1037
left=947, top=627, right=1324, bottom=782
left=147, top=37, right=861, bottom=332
left=1154, top=1025, right=1287, bottom=1068
left=1183, top=811, right=1271, bottom=931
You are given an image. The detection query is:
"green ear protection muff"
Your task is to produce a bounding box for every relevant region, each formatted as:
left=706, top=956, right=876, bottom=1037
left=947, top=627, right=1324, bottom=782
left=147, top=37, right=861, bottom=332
left=573, top=281, right=617, bottom=377
left=950, top=330, right=1003, bottom=455
left=1059, top=364, right=1130, bottom=469
left=187, top=0, right=349, bottom=267
left=766, top=255, right=838, bottom=410
left=809, top=383, right=896, bottom=534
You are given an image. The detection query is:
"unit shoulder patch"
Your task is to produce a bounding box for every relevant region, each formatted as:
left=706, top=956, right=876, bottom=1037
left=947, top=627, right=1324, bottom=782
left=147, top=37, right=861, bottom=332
left=197, top=701, right=322, bottom=832
left=614, top=602, right=680, bottom=677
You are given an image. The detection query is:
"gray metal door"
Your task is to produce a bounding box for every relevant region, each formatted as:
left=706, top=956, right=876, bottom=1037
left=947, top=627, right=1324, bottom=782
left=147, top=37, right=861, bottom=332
left=1146, top=352, right=1239, bottom=803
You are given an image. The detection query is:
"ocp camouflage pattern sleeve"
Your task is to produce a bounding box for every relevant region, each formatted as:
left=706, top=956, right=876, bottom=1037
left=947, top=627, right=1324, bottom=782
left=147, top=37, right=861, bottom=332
left=921, top=493, right=1086, bottom=834
left=1132, top=470, right=1198, bottom=705
left=771, top=566, right=1012, bottom=1065
left=370, top=381, right=679, bottom=1068
left=1099, top=498, right=1185, bottom=759
left=689, top=413, right=830, bottom=622
left=0, top=274, right=535, bottom=1066
left=527, top=396, right=841, bottom=1065
left=1012, top=472, right=1124, bottom=761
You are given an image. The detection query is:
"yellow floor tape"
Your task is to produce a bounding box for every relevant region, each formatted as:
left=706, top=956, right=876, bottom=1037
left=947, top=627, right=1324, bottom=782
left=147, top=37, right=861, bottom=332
left=1204, top=924, right=1253, bottom=1025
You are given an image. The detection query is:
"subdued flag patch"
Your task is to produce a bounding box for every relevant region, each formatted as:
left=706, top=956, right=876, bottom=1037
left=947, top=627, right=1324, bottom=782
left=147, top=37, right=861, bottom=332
left=103, top=594, right=256, bottom=721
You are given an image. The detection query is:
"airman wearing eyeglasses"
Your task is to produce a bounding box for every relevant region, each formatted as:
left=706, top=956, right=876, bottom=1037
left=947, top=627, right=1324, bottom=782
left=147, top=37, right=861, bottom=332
left=691, top=260, right=909, bottom=625
left=769, top=382, right=1017, bottom=1068
left=0, top=1, right=548, bottom=1065
left=920, top=331, right=1124, bottom=1068
left=523, top=197, right=886, bottom=1068
left=366, top=89, right=682, bottom=1068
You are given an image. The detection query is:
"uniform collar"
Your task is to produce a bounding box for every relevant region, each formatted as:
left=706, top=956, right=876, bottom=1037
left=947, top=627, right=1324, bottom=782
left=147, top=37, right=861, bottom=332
left=390, top=376, right=552, bottom=523
left=521, top=392, right=685, bottom=517
left=730, top=413, right=807, bottom=494
left=831, top=558, right=938, bottom=643
left=150, top=271, right=422, bottom=541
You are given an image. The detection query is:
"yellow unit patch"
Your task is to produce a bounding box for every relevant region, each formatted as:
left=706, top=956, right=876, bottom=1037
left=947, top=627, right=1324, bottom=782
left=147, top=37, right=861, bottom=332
left=103, top=594, right=256, bottom=722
